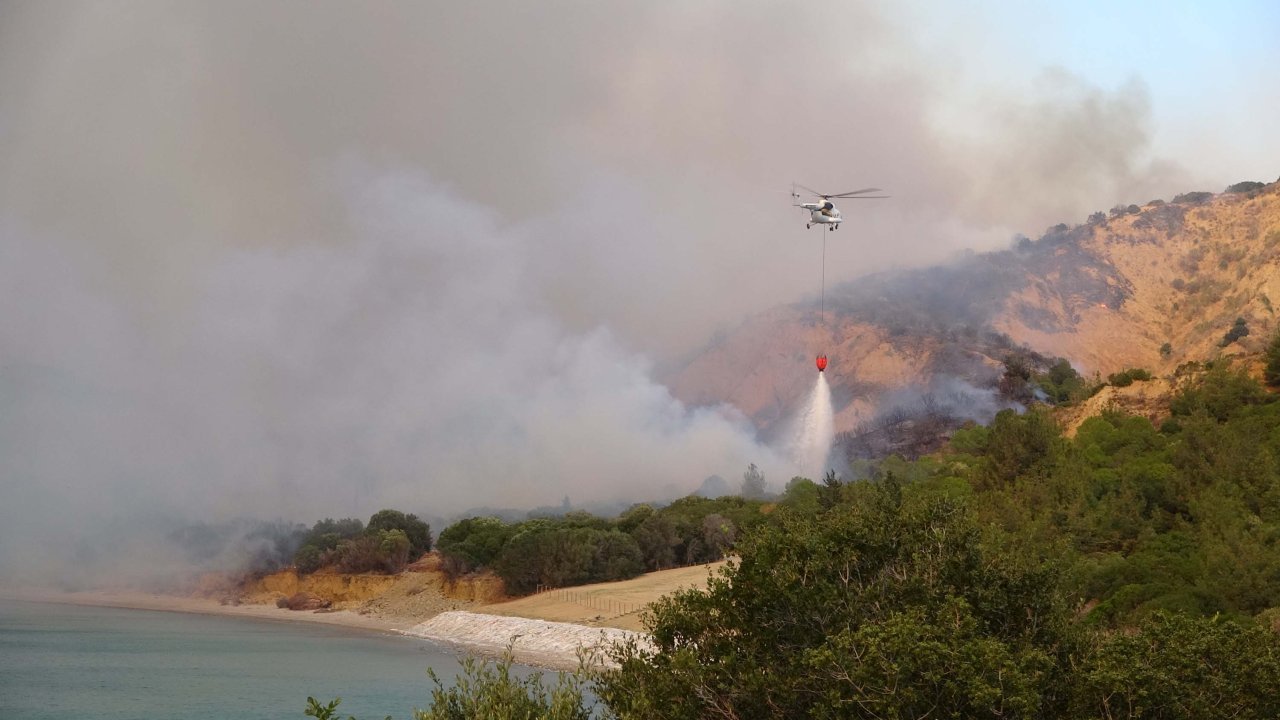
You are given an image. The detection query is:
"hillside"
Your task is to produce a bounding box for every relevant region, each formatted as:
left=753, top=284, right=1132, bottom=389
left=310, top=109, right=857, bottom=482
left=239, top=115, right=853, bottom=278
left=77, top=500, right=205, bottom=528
left=669, top=181, right=1280, bottom=438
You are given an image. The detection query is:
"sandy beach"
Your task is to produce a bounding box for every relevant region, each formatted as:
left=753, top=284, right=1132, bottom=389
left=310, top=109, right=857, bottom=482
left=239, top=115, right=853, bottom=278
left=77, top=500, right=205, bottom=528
left=0, top=588, right=405, bottom=632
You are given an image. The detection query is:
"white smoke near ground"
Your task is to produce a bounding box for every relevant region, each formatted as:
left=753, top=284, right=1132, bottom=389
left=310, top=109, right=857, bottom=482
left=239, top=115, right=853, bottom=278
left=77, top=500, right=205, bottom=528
left=0, top=168, right=798, bottom=585
left=872, top=376, right=1013, bottom=426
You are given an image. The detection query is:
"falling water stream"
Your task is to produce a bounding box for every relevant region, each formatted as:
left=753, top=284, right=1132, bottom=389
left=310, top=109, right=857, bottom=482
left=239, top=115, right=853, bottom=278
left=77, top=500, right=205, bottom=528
left=787, top=372, right=834, bottom=480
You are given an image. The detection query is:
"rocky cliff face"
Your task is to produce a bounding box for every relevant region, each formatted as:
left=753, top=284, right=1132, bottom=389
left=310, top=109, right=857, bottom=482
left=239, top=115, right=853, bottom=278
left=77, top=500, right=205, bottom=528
left=668, top=182, right=1280, bottom=437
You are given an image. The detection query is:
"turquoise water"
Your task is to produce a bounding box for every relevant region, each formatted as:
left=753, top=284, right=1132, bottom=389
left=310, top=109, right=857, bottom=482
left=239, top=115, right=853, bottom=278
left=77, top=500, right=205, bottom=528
left=0, top=599, right=486, bottom=720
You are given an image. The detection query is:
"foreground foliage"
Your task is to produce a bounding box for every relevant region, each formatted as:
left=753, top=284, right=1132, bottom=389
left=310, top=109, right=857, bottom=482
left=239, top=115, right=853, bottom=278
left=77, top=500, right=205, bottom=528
left=418, top=655, right=595, bottom=720
left=598, top=478, right=1076, bottom=719
left=597, top=477, right=1280, bottom=718
left=305, top=654, right=596, bottom=720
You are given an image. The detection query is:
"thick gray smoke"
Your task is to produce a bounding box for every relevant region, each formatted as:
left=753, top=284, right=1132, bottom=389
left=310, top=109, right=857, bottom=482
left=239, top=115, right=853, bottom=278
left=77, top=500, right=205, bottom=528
left=0, top=169, right=792, bottom=584
left=0, top=2, right=1259, bottom=584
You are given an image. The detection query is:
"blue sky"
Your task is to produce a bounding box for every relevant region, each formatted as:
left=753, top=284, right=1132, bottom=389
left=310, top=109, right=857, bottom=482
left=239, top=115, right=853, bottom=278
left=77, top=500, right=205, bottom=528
left=904, top=0, right=1280, bottom=184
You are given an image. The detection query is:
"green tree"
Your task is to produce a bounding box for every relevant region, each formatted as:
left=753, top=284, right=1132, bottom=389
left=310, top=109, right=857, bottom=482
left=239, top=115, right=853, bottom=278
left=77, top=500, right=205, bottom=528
left=818, top=469, right=844, bottom=510
left=778, top=477, right=820, bottom=516
left=494, top=522, right=643, bottom=595
left=630, top=514, right=678, bottom=571
left=1265, top=328, right=1280, bottom=387
left=293, top=517, right=366, bottom=572
left=740, top=463, right=766, bottom=499
left=1072, top=612, right=1280, bottom=719
left=437, top=516, right=515, bottom=577
left=979, top=408, right=1063, bottom=487
left=1169, top=364, right=1270, bottom=421
left=378, top=529, right=411, bottom=573
left=294, top=545, right=324, bottom=574
left=597, top=481, right=1076, bottom=719
left=367, top=509, right=432, bottom=557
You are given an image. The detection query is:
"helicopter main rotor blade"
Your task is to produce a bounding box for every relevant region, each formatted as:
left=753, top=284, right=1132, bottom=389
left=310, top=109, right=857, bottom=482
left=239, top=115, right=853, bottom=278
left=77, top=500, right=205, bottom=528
left=828, top=188, right=883, bottom=197
left=839, top=195, right=890, bottom=199
left=794, top=183, right=825, bottom=198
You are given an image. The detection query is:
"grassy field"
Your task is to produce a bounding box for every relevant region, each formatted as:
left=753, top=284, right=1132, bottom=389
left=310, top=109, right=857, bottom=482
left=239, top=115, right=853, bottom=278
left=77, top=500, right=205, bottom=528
left=482, top=561, right=728, bottom=630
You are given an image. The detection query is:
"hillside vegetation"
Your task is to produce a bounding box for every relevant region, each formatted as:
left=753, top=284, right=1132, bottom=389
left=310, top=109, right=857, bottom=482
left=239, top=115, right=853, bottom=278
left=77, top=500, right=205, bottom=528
left=669, top=180, right=1280, bottom=439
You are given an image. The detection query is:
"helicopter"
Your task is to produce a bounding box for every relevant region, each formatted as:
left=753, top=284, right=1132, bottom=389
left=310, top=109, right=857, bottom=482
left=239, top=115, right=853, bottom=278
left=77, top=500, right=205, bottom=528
left=792, top=183, right=888, bottom=229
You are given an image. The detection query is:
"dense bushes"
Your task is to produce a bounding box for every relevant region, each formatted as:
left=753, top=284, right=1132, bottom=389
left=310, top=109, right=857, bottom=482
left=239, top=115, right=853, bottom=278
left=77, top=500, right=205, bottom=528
left=598, top=472, right=1276, bottom=720
left=600, top=479, right=1078, bottom=719
left=1035, top=357, right=1098, bottom=403
left=1225, top=180, right=1265, bottom=194
left=292, top=510, right=430, bottom=575
left=1221, top=316, right=1250, bottom=346
left=1172, top=191, right=1214, bottom=204
left=436, top=516, right=514, bottom=576
left=495, top=524, right=643, bottom=595
left=1266, top=328, right=1280, bottom=386
left=436, top=496, right=766, bottom=593
left=1107, top=367, right=1152, bottom=387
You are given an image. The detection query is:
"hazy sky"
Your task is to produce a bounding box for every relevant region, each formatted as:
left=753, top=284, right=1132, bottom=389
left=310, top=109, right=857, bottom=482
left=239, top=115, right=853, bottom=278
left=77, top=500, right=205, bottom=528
left=1, top=1, right=1276, bottom=582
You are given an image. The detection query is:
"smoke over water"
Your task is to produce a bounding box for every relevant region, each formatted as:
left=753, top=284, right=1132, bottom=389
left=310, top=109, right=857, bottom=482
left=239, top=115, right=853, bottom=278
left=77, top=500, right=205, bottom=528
left=786, top=374, right=835, bottom=481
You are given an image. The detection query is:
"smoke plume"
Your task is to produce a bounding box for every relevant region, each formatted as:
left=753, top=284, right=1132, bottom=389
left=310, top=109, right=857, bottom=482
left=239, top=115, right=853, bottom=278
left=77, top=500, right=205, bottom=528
left=0, top=2, right=1266, bottom=583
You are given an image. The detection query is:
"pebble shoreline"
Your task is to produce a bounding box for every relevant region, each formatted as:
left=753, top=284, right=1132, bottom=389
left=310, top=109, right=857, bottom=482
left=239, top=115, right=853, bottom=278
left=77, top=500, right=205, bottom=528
left=399, top=610, right=649, bottom=670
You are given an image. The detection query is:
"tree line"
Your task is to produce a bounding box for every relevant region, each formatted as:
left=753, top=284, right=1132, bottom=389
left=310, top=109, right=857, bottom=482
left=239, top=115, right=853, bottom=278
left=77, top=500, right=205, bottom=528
left=291, top=509, right=432, bottom=575
left=436, top=495, right=766, bottom=595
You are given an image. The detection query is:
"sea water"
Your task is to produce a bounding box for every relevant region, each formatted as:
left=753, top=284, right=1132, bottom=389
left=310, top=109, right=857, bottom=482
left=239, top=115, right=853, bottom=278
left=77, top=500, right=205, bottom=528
left=0, top=599, right=517, bottom=720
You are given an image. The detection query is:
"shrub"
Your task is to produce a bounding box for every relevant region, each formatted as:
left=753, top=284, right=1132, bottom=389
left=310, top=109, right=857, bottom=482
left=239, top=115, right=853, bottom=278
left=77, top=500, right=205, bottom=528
left=598, top=480, right=1077, bottom=719
left=1220, top=317, right=1250, bottom=347
left=294, top=545, right=324, bottom=574
left=1265, top=328, right=1280, bottom=387
left=333, top=535, right=386, bottom=574
left=1072, top=612, right=1280, bottom=719
left=378, top=529, right=411, bottom=573
left=494, top=524, right=644, bottom=594
left=366, top=509, right=432, bottom=556
left=307, top=652, right=594, bottom=720
left=1225, top=181, right=1264, bottom=194
left=292, top=517, right=365, bottom=573
left=437, top=516, right=515, bottom=577
left=1035, top=358, right=1089, bottom=404
left=1169, top=363, right=1269, bottom=421
left=1172, top=191, right=1214, bottom=204
left=1108, top=368, right=1153, bottom=387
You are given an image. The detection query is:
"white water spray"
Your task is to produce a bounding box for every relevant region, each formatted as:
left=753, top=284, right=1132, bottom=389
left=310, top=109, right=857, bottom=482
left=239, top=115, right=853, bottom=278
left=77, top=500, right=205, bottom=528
left=786, top=373, right=834, bottom=479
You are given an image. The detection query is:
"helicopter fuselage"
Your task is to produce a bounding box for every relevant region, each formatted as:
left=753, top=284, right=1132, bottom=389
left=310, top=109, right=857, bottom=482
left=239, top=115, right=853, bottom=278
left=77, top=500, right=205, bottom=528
left=800, top=201, right=842, bottom=227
